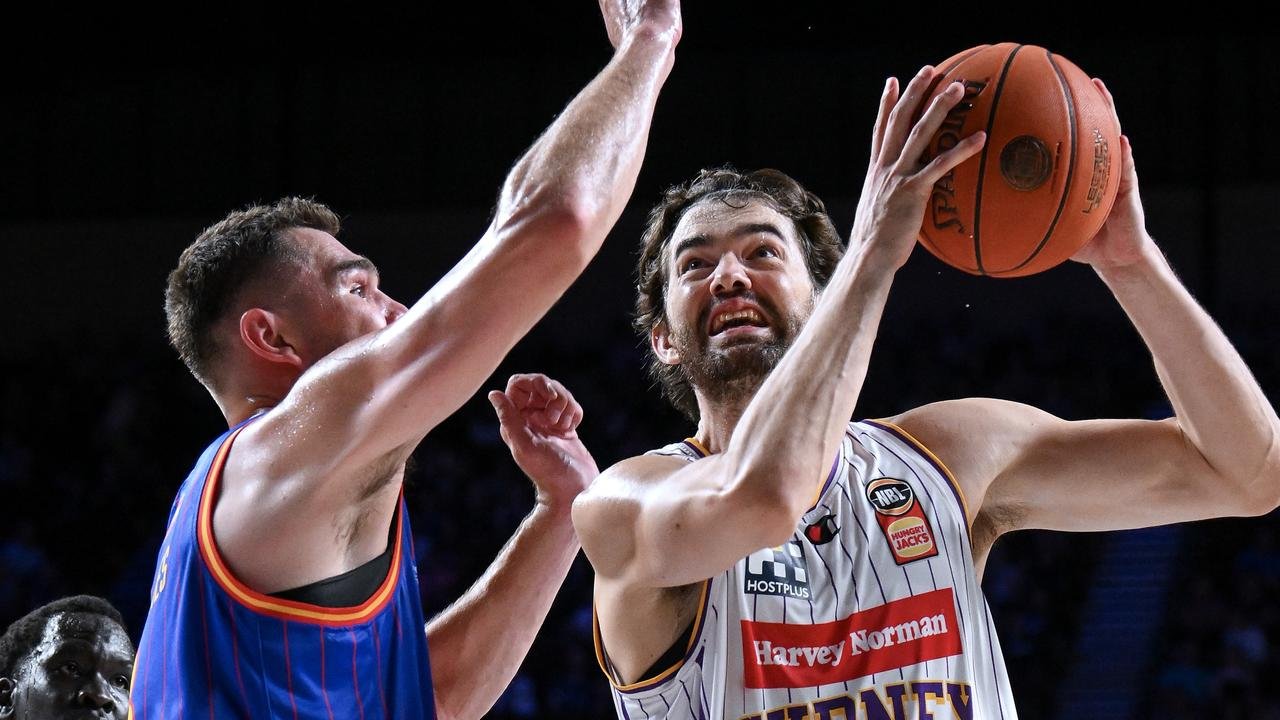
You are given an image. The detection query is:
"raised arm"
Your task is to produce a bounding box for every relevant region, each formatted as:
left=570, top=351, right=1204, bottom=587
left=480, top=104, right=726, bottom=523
left=427, top=374, right=598, bottom=720
left=574, top=67, right=988, bottom=591
left=892, top=81, right=1280, bottom=569
left=225, top=3, right=679, bottom=519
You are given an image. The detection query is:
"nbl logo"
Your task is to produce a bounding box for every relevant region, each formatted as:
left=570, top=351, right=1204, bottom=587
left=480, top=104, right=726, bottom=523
left=865, top=478, right=939, bottom=565
left=744, top=540, right=811, bottom=599
left=866, top=478, right=914, bottom=515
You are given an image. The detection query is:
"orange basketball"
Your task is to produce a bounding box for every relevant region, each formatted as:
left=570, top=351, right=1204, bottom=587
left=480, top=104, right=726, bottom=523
left=916, top=43, right=1121, bottom=277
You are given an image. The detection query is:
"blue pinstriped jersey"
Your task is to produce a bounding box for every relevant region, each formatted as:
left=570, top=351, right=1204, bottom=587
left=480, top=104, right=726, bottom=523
left=131, top=419, right=435, bottom=719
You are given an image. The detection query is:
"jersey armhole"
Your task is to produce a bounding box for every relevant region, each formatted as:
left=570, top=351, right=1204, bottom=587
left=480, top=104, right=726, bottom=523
left=592, top=578, right=712, bottom=693
left=195, top=423, right=405, bottom=626
left=866, top=419, right=974, bottom=530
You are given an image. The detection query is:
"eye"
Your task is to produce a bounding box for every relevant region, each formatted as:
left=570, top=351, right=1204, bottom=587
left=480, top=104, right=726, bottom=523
left=680, top=258, right=707, bottom=274
left=350, top=284, right=367, bottom=298
left=113, top=674, right=130, bottom=689
left=60, top=661, right=81, bottom=677
left=753, top=245, right=779, bottom=259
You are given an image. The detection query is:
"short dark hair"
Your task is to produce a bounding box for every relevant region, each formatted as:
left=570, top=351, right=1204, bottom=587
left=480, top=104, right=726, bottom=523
left=634, top=167, right=846, bottom=421
left=0, top=596, right=128, bottom=678
left=165, top=197, right=340, bottom=385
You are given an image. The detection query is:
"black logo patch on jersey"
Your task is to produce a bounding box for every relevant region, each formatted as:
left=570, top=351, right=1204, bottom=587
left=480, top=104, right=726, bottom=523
left=744, top=540, right=810, bottom=599
left=804, top=514, right=840, bottom=545
left=866, top=478, right=914, bottom=516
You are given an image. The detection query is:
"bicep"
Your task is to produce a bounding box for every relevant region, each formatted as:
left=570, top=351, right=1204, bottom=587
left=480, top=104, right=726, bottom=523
left=989, top=416, right=1233, bottom=532
left=897, top=398, right=1242, bottom=536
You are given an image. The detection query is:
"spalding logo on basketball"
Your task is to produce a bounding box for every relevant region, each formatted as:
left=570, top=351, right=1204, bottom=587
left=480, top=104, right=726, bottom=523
left=917, top=43, right=1121, bottom=277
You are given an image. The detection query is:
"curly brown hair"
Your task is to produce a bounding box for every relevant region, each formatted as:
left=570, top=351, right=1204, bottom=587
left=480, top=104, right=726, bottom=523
left=165, top=197, right=340, bottom=387
left=634, top=167, right=845, bottom=422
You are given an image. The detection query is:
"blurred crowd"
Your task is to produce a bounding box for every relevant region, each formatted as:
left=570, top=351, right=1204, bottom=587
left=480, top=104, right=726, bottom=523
left=2, top=294, right=1275, bottom=719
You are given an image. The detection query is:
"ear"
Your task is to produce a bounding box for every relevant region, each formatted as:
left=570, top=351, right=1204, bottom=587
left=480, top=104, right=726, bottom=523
left=239, top=308, right=302, bottom=368
left=651, top=320, right=681, bottom=366
left=0, top=676, right=16, bottom=718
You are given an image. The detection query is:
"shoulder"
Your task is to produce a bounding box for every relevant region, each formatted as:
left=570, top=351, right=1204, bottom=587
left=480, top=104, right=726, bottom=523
left=879, top=398, right=1061, bottom=514
left=883, top=397, right=1060, bottom=451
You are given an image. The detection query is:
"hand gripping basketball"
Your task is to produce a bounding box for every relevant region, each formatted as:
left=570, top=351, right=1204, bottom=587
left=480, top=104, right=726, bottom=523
left=849, top=65, right=987, bottom=273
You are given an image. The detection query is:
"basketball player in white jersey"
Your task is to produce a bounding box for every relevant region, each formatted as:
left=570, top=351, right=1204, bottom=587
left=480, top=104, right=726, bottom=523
left=567, top=67, right=1280, bottom=719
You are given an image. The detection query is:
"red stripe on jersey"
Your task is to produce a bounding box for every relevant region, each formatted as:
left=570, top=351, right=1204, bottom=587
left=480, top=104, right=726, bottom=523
left=198, top=574, right=214, bottom=720
left=321, top=627, right=334, bottom=720
left=374, top=623, right=388, bottom=718
left=351, top=629, right=366, bottom=720
left=224, top=595, right=248, bottom=711
left=161, top=584, right=168, bottom=713
left=137, top=634, right=147, bottom=720
left=282, top=621, right=299, bottom=720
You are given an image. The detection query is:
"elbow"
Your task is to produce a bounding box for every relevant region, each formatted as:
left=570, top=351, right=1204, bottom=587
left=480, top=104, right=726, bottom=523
left=1243, top=462, right=1280, bottom=517
left=1230, top=439, right=1280, bottom=516
left=494, top=186, right=605, bottom=270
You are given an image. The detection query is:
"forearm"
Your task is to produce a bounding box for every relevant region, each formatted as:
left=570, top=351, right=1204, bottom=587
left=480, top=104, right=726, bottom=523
left=426, top=502, right=579, bottom=720
left=495, top=29, right=677, bottom=251
left=1098, top=243, right=1280, bottom=499
left=725, top=247, right=896, bottom=515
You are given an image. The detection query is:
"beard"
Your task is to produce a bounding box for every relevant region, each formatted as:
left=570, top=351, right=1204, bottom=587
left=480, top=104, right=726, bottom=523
left=670, top=293, right=811, bottom=409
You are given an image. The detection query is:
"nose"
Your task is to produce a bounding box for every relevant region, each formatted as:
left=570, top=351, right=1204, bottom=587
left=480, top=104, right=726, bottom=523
left=75, top=677, right=116, bottom=714
left=710, top=253, right=752, bottom=296
left=383, top=295, right=408, bottom=324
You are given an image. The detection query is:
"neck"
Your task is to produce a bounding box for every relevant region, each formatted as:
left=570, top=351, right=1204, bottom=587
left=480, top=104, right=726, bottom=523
left=691, top=385, right=757, bottom=454
left=217, top=392, right=281, bottom=426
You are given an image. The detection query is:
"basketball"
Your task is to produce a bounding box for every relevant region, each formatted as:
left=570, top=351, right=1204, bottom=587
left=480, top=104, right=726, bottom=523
left=916, top=43, right=1121, bottom=277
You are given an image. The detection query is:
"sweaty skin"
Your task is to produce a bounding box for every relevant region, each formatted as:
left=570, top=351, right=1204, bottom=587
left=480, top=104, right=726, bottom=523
left=0, top=613, right=133, bottom=720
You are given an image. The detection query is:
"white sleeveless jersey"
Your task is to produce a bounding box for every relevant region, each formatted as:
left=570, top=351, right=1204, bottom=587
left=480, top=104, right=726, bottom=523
left=594, top=420, right=1017, bottom=720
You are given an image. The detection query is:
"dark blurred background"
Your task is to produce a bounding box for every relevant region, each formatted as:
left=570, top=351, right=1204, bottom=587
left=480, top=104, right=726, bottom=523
left=1, top=7, right=1277, bottom=719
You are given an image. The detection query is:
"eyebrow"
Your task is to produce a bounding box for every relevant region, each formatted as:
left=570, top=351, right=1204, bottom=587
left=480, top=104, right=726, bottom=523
left=331, top=257, right=379, bottom=280
left=671, top=222, right=789, bottom=260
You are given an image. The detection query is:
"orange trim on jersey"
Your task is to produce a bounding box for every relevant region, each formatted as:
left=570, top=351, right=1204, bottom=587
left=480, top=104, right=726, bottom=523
left=870, top=419, right=973, bottom=528
left=593, top=579, right=712, bottom=693
left=195, top=425, right=404, bottom=626
left=127, top=657, right=138, bottom=719
left=683, top=437, right=710, bottom=457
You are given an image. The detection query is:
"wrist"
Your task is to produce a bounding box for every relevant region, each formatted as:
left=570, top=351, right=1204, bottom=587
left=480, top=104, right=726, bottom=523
left=1093, top=238, right=1168, bottom=286
left=533, top=492, right=577, bottom=519
left=619, top=21, right=680, bottom=60
left=845, top=241, right=904, bottom=288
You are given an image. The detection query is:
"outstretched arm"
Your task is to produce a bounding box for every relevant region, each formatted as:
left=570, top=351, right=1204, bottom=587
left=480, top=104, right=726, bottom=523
left=895, top=80, right=1280, bottom=560
left=264, top=0, right=679, bottom=480
left=427, top=374, right=598, bottom=720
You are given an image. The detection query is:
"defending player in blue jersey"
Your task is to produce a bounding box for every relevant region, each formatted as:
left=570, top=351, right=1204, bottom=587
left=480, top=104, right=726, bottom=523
left=131, top=1, right=682, bottom=718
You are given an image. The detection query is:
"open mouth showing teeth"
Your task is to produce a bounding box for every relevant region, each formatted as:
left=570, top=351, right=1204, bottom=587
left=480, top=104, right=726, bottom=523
left=710, top=308, right=768, bottom=335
